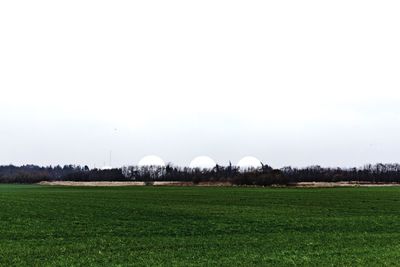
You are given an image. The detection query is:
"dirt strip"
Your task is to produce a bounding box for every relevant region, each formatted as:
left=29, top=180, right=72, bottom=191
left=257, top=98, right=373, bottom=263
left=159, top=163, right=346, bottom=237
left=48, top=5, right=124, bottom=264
left=38, top=181, right=231, bottom=187
left=292, top=182, right=400, bottom=187
left=38, top=181, right=400, bottom=187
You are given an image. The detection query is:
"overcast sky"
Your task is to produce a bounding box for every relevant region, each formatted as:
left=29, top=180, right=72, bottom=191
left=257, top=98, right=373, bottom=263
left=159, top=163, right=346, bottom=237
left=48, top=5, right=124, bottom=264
left=1, top=0, right=400, bottom=168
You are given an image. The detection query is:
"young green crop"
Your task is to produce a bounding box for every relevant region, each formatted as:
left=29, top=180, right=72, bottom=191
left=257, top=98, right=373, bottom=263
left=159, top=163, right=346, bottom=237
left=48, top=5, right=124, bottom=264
left=0, top=185, right=399, bottom=266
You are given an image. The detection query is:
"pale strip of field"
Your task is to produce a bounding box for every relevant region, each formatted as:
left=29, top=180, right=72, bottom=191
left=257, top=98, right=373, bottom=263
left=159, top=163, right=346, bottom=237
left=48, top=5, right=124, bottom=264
left=39, top=181, right=148, bottom=186
left=38, top=181, right=231, bottom=187
left=39, top=181, right=400, bottom=187
left=292, top=182, right=400, bottom=187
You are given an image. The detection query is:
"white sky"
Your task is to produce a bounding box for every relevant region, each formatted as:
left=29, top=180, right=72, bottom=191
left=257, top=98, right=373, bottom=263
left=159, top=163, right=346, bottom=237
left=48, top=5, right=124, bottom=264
left=1, top=0, right=400, bottom=168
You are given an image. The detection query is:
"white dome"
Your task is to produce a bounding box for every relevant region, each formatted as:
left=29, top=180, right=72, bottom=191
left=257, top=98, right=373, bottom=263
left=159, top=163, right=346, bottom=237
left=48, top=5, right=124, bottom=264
left=189, top=156, right=216, bottom=169
left=138, top=155, right=165, bottom=167
left=101, top=166, right=112, bottom=170
left=237, top=156, right=262, bottom=170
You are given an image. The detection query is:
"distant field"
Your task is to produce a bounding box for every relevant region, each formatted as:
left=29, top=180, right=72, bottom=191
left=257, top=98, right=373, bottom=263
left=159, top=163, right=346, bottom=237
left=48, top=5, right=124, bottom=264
left=1, top=185, right=400, bottom=266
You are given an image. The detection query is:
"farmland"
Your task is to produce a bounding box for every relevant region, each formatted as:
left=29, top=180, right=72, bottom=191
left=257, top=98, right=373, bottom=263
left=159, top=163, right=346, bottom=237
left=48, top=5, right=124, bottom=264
left=0, top=185, right=400, bottom=266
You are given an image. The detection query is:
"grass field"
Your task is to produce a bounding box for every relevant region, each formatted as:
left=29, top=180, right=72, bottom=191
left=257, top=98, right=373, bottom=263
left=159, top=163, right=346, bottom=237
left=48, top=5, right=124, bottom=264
left=1, top=185, right=400, bottom=266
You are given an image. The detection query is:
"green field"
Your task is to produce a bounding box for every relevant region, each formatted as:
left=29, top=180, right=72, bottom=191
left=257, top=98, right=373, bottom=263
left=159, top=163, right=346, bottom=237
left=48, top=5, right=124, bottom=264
left=1, top=185, right=400, bottom=266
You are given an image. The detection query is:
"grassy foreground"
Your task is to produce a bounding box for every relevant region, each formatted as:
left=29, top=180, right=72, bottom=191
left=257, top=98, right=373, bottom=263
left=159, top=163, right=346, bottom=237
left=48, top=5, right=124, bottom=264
left=0, top=185, right=400, bottom=266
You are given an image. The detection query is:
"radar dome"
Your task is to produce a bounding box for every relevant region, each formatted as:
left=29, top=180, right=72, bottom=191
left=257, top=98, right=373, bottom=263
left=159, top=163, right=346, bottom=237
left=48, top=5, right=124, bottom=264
left=189, top=156, right=216, bottom=169
left=138, top=155, right=165, bottom=167
left=237, top=156, right=262, bottom=171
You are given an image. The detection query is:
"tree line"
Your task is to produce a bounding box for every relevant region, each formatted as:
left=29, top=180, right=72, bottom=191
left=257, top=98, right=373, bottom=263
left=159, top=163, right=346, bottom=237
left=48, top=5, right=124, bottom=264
left=2, top=163, right=400, bottom=185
